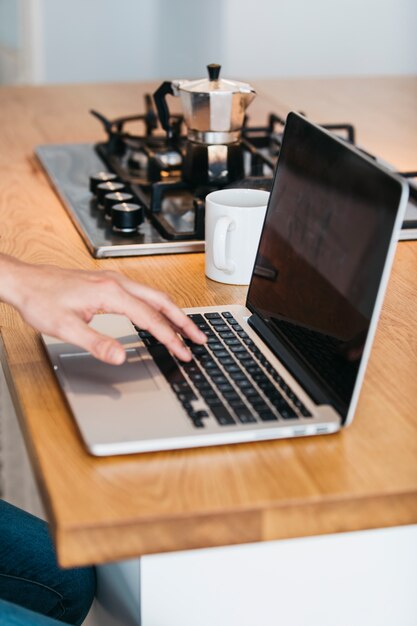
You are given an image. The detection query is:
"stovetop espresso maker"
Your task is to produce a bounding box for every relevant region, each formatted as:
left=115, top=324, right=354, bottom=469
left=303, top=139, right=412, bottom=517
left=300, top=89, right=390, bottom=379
left=153, top=64, right=256, bottom=186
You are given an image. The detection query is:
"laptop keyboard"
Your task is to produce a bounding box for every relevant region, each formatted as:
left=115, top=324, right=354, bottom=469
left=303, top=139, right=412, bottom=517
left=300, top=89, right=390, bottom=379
left=136, top=312, right=311, bottom=429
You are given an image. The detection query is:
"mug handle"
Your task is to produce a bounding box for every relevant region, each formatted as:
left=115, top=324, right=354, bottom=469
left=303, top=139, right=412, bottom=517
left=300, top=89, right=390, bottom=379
left=213, top=216, right=235, bottom=273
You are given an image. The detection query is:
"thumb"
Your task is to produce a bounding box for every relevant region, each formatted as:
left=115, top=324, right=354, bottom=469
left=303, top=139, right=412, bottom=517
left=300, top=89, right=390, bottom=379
left=58, top=317, right=126, bottom=365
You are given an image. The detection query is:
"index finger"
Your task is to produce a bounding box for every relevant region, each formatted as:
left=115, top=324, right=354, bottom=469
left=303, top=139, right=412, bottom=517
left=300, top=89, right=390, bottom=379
left=98, top=286, right=194, bottom=361
left=109, top=276, right=207, bottom=344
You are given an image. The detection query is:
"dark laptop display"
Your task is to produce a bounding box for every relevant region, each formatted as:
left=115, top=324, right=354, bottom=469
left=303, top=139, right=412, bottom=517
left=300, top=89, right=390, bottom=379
left=247, top=113, right=404, bottom=418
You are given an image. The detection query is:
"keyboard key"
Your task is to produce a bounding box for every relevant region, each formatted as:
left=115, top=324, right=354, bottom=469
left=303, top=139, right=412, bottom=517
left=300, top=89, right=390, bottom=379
left=270, top=399, right=292, bottom=415
left=206, top=395, right=222, bottom=407
left=191, top=345, right=209, bottom=356
left=223, top=364, right=242, bottom=374
left=230, top=400, right=247, bottom=411
left=187, top=314, right=205, bottom=323
left=271, top=371, right=283, bottom=383
left=223, top=391, right=241, bottom=402
left=224, top=338, right=241, bottom=346
left=198, top=383, right=215, bottom=395
left=230, top=345, right=246, bottom=353
left=214, top=324, right=229, bottom=332
left=199, top=328, right=214, bottom=337
left=221, top=357, right=236, bottom=366
left=204, top=312, right=221, bottom=319
left=211, top=405, right=236, bottom=426
left=218, top=330, right=235, bottom=338
left=217, top=383, right=234, bottom=394
left=194, top=410, right=209, bottom=419
left=258, top=410, right=278, bottom=422
left=191, top=420, right=205, bottom=428
left=236, top=409, right=257, bottom=424
left=249, top=399, right=270, bottom=412
left=147, top=345, right=186, bottom=386
left=208, top=341, right=223, bottom=351
left=229, top=370, right=247, bottom=382
left=204, top=360, right=220, bottom=370
left=221, top=312, right=233, bottom=319
left=182, top=364, right=200, bottom=377
left=208, top=318, right=227, bottom=326
left=211, top=375, right=229, bottom=385
left=257, top=379, right=274, bottom=391
left=188, top=372, right=206, bottom=384
left=252, top=372, right=267, bottom=383
left=178, top=391, right=197, bottom=403
left=280, top=409, right=298, bottom=420
left=199, top=353, right=214, bottom=362
left=172, top=381, right=193, bottom=394
left=235, top=378, right=251, bottom=389
left=194, top=381, right=212, bottom=392
left=209, top=368, right=223, bottom=378
left=211, top=349, right=229, bottom=359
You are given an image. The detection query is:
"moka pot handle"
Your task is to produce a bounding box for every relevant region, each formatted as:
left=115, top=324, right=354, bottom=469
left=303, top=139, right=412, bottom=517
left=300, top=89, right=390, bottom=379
left=153, top=81, right=175, bottom=139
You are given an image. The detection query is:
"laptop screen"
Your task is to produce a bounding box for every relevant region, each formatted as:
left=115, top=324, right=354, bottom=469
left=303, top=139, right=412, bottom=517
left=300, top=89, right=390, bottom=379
left=246, top=112, right=404, bottom=417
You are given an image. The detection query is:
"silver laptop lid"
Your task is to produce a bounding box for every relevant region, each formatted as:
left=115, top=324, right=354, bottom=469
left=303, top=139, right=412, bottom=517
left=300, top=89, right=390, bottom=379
left=246, top=112, right=408, bottom=422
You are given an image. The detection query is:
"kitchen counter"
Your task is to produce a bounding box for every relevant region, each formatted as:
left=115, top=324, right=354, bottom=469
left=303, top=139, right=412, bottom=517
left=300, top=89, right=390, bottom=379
left=1, top=77, right=417, bottom=568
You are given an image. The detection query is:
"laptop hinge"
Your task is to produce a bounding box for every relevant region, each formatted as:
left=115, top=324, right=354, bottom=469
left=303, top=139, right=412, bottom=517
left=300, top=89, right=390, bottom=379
left=248, top=313, right=346, bottom=418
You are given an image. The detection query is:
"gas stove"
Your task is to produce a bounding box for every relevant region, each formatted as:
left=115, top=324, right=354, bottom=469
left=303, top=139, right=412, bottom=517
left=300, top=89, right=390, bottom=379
left=36, top=97, right=417, bottom=258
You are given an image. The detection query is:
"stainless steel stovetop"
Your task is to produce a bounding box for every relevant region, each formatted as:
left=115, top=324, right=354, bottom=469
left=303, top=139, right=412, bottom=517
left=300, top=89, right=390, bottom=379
left=36, top=143, right=205, bottom=258
left=36, top=138, right=417, bottom=259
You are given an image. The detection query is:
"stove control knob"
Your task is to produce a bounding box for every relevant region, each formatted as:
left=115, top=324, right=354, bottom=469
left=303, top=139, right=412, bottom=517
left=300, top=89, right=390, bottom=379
left=111, top=202, right=144, bottom=233
left=95, top=181, right=125, bottom=208
left=89, top=171, right=118, bottom=194
left=104, top=192, right=134, bottom=220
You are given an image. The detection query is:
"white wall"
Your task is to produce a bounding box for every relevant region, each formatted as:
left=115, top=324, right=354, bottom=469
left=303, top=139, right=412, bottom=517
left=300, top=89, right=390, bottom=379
left=1, top=0, right=416, bottom=85
left=0, top=0, right=18, bottom=48
left=39, top=0, right=158, bottom=83
left=0, top=0, right=20, bottom=83
left=27, top=0, right=226, bottom=83
left=224, top=0, right=417, bottom=78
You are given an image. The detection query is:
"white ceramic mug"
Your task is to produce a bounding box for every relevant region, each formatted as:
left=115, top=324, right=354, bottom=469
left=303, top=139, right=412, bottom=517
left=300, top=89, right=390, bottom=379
left=205, top=188, right=270, bottom=285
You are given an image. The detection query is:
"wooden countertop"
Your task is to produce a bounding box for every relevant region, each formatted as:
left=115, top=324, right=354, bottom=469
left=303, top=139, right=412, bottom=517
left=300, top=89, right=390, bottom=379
left=1, top=77, right=417, bottom=567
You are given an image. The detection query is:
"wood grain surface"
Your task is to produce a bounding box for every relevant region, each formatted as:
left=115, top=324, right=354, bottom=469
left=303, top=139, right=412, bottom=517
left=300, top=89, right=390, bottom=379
left=1, top=77, right=417, bottom=567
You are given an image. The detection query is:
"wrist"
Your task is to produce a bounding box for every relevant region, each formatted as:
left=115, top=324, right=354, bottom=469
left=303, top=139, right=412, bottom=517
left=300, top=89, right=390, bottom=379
left=0, top=253, right=30, bottom=309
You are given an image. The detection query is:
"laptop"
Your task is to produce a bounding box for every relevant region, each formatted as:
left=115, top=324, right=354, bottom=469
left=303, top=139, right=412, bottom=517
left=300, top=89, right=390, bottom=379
left=42, top=112, right=409, bottom=456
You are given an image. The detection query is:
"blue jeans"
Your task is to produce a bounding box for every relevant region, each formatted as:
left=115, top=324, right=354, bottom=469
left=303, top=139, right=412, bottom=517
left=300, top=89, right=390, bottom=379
left=0, top=500, right=96, bottom=625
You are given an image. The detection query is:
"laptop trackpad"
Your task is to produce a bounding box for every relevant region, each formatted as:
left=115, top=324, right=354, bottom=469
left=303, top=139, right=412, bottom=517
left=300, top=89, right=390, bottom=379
left=58, top=349, right=158, bottom=399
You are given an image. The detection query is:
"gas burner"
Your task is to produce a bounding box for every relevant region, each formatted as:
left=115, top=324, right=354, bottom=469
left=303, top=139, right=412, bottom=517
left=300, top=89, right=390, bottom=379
left=35, top=93, right=416, bottom=258
left=90, top=100, right=358, bottom=244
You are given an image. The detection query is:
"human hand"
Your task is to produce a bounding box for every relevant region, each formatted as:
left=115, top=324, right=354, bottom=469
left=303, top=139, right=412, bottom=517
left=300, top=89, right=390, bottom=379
left=0, top=256, right=206, bottom=365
